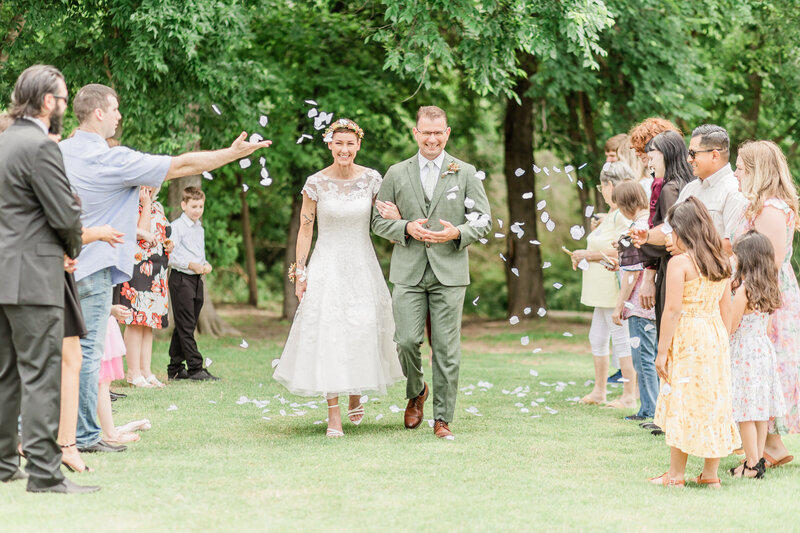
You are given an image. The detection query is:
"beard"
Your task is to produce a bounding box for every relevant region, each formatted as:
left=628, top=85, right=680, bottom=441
left=48, top=108, right=64, bottom=135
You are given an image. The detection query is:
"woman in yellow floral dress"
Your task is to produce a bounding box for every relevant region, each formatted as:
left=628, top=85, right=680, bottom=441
left=649, top=198, right=740, bottom=488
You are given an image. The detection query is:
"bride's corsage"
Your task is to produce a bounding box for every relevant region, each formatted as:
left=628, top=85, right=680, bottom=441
left=442, top=162, right=459, bottom=177
left=288, top=262, right=307, bottom=283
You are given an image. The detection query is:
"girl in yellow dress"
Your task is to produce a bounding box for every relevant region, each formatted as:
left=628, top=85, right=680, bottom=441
left=649, top=197, right=740, bottom=488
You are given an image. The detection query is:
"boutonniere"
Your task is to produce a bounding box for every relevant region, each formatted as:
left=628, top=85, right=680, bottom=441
left=442, top=162, right=460, bottom=177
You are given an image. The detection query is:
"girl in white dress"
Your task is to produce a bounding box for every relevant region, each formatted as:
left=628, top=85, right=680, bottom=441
left=273, top=119, right=403, bottom=437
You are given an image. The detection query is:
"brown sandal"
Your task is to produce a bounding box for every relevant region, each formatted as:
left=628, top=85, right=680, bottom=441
left=694, top=474, right=721, bottom=487
left=764, top=452, right=794, bottom=468
left=648, top=473, right=685, bottom=486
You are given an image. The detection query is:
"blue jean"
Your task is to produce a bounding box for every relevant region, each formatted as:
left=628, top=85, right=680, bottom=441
left=628, top=316, right=658, bottom=418
left=76, top=268, right=112, bottom=447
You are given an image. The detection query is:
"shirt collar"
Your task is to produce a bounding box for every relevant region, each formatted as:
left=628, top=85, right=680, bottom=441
left=72, top=129, right=110, bottom=144
left=700, top=163, right=732, bottom=188
left=181, top=212, right=202, bottom=227
left=418, top=151, right=446, bottom=171
left=22, top=116, right=49, bottom=136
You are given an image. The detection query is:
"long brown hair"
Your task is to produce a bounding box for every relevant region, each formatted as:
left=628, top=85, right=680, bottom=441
left=667, top=197, right=731, bottom=281
left=737, top=140, right=800, bottom=230
left=732, top=230, right=782, bottom=313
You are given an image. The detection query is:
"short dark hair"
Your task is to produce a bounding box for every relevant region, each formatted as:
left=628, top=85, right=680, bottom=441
left=73, top=84, right=118, bottom=123
left=691, top=124, right=729, bottom=152
left=182, top=186, right=205, bottom=203
left=8, top=64, right=65, bottom=119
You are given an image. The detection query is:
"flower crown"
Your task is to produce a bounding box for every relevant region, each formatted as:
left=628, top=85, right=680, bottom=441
left=324, top=118, right=364, bottom=141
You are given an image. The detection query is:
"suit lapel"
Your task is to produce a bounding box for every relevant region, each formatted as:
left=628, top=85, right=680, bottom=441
left=405, top=156, right=427, bottom=213
left=427, top=152, right=453, bottom=215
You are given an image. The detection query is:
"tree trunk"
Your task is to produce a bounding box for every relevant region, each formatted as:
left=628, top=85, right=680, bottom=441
left=238, top=174, right=258, bottom=306
left=0, top=13, right=24, bottom=67
left=579, top=91, right=605, bottom=212
left=565, top=92, right=592, bottom=232
left=504, top=54, right=545, bottom=317
left=282, top=190, right=303, bottom=320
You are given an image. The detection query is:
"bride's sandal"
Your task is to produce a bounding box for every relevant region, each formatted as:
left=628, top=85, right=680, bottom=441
left=347, top=404, right=365, bottom=426
left=326, top=404, right=344, bottom=438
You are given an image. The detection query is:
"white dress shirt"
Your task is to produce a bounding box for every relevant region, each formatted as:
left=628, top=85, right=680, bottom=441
left=674, top=163, right=747, bottom=240
left=169, top=213, right=207, bottom=274
left=418, top=151, right=446, bottom=199
left=22, top=116, right=49, bottom=136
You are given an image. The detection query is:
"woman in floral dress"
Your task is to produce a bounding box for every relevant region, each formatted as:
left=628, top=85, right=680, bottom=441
left=116, top=186, right=172, bottom=388
left=733, top=140, right=800, bottom=466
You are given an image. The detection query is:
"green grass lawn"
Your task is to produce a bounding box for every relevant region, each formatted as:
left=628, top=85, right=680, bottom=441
left=2, top=315, right=798, bottom=532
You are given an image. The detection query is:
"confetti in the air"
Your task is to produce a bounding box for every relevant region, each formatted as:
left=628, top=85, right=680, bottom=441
left=514, top=168, right=525, bottom=177
left=578, top=163, right=588, bottom=170
left=271, top=358, right=280, bottom=368
left=304, top=99, right=318, bottom=106
left=511, top=267, right=519, bottom=277
left=553, top=283, right=563, bottom=289
left=546, top=220, right=555, bottom=232
left=211, top=104, right=221, bottom=115
left=537, top=307, right=546, bottom=317
left=570, top=225, right=586, bottom=240
left=202, top=171, right=213, bottom=181
left=464, top=197, right=476, bottom=209
left=585, top=205, right=595, bottom=216
left=205, top=357, right=213, bottom=367
left=472, top=297, right=480, bottom=305
left=523, top=307, right=532, bottom=315
left=521, top=336, right=530, bottom=346
left=259, top=115, right=268, bottom=127
left=239, top=158, right=251, bottom=169
left=475, top=170, right=486, bottom=181
left=630, top=337, right=641, bottom=349
left=242, top=184, right=249, bottom=193
left=577, top=259, right=589, bottom=271
left=240, top=339, right=249, bottom=349
left=249, top=133, right=264, bottom=144
left=522, top=192, right=533, bottom=199
left=537, top=200, right=546, bottom=210
left=509, top=316, right=520, bottom=325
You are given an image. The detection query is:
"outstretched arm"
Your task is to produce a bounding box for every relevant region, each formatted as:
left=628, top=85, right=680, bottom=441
left=165, top=132, right=272, bottom=180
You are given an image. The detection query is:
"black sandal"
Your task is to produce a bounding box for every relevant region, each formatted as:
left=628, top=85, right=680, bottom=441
left=729, top=458, right=765, bottom=479
left=60, top=443, right=93, bottom=473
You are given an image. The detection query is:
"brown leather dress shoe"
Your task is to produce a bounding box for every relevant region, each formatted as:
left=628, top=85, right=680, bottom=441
left=433, top=420, right=453, bottom=439
left=404, top=382, right=429, bottom=429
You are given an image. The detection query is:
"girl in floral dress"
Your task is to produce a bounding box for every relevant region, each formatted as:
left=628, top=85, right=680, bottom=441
left=116, top=186, right=172, bottom=388
left=649, top=198, right=739, bottom=488
left=733, top=140, right=799, bottom=466
left=728, top=231, right=786, bottom=479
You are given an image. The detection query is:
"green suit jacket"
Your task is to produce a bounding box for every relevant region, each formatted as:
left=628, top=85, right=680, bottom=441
left=371, top=152, right=492, bottom=287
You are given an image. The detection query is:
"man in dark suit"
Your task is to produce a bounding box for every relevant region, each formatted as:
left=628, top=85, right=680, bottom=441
left=0, top=65, right=98, bottom=493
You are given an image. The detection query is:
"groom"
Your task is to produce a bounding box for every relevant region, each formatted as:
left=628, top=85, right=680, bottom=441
left=372, top=106, right=491, bottom=439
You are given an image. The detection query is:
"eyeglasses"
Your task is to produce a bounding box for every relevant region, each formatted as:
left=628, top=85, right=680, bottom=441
left=595, top=182, right=609, bottom=192
left=52, top=94, right=69, bottom=105
left=417, top=130, right=447, bottom=138
left=688, top=147, right=726, bottom=159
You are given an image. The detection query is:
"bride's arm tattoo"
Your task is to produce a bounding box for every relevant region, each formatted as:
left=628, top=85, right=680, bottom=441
left=302, top=213, right=315, bottom=226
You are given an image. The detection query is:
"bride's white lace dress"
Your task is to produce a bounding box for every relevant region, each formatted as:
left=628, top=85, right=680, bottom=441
left=273, top=169, right=404, bottom=397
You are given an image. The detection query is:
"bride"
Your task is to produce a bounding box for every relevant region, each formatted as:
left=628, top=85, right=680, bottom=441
left=273, top=118, right=404, bottom=437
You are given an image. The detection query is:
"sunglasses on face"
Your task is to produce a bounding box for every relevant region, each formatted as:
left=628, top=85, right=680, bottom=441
left=688, top=147, right=727, bottom=159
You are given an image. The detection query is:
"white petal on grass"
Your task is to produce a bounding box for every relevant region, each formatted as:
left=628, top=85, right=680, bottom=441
left=522, top=192, right=533, bottom=199
left=359, top=395, right=369, bottom=404
left=464, top=197, right=476, bottom=209
left=212, top=104, right=221, bottom=115
left=532, top=348, right=542, bottom=353
left=167, top=404, right=178, bottom=411
left=202, top=171, right=213, bottom=181
left=529, top=369, right=539, bottom=376
left=389, top=405, right=402, bottom=413
left=240, top=339, right=249, bottom=348
left=509, top=316, right=520, bottom=325
left=375, top=414, right=384, bottom=421
left=520, top=336, right=530, bottom=346
left=563, top=332, right=574, bottom=337
left=570, top=225, right=586, bottom=240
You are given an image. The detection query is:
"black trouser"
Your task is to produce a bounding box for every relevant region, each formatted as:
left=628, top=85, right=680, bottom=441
left=0, top=304, right=65, bottom=490
left=168, top=271, right=204, bottom=375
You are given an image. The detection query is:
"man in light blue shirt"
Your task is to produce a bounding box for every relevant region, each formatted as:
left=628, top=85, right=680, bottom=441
left=60, top=83, right=271, bottom=453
